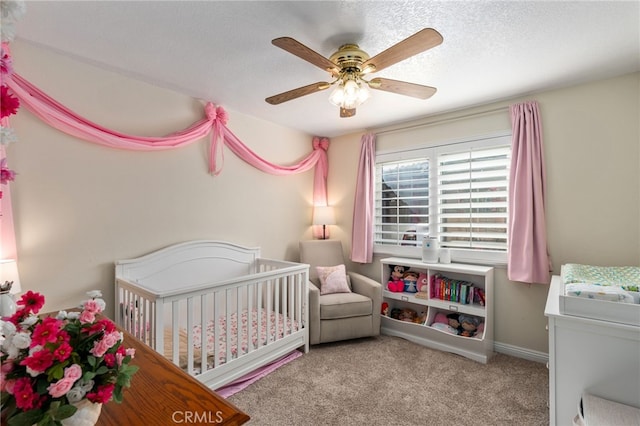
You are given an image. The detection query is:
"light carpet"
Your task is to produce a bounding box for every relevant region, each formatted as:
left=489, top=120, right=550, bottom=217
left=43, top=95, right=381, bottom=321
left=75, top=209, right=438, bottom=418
left=228, top=335, right=549, bottom=426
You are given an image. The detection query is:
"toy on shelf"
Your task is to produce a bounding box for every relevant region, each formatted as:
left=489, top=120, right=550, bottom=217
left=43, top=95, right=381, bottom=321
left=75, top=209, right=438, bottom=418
left=390, top=307, right=417, bottom=322
left=431, top=313, right=483, bottom=337
left=418, top=273, right=429, bottom=292
left=381, top=302, right=389, bottom=316
left=403, top=271, right=419, bottom=293
left=459, top=315, right=480, bottom=337
left=430, top=312, right=458, bottom=334
left=387, top=265, right=407, bottom=292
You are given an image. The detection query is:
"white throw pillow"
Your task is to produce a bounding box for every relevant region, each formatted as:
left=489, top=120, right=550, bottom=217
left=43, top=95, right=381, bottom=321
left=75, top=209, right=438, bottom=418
left=316, top=264, right=351, bottom=295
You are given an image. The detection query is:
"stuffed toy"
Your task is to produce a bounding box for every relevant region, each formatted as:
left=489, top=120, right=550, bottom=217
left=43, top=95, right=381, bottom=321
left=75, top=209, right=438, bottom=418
left=417, top=273, right=429, bottom=293
left=433, top=312, right=448, bottom=325
left=447, top=313, right=462, bottom=334
left=381, top=302, right=389, bottom=316
left=387, top=265, right=407, bottom=292
left=402, top=271, right=419, bottom=293
left=458, top=315, right=480, bottom=337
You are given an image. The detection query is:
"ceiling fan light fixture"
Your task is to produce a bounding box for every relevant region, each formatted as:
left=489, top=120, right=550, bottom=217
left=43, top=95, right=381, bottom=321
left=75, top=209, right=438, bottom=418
left=329, top=76, right=370, bottom=110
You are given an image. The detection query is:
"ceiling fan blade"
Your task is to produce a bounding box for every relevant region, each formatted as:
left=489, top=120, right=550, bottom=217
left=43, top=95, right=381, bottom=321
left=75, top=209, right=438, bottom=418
left=340, top=107, right=356, bottom=118
left=368, top=77, right=437, bottom=99
left=272, top=37, right=339, bottom=75
left=265, top=82, right=330, bottom=105
left=362, top=28, right=443, bottom=74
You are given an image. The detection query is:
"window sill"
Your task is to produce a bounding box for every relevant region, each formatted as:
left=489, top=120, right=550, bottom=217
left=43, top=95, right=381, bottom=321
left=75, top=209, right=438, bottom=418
left=373, top=246, right=507, bottom=268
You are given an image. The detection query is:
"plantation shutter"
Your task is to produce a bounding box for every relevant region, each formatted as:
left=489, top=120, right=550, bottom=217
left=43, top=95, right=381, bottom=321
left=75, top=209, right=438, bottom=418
left=437, top=145, right=511, bottom=251
left=375, top=158, right=430, bottom=247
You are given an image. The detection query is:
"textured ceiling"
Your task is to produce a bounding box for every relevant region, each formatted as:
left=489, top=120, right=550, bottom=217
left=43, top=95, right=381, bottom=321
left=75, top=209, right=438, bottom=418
left=11, top=1, right=640, bottom=137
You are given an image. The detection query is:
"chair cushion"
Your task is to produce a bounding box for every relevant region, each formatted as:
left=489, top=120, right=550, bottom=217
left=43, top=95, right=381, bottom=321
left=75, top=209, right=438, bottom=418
left=319, top=292, right=372, bottom=320
left=316, top=264, right=351, bottom=295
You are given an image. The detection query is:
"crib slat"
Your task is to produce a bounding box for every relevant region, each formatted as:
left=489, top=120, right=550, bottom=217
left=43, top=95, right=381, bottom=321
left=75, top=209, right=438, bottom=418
left=247, top=283, right=254, bottom=354
left=186, top=297, right=194, bottom=375
left=200, top=294, right=207, bottom=373
left=171, top=300, right=180, bottom=366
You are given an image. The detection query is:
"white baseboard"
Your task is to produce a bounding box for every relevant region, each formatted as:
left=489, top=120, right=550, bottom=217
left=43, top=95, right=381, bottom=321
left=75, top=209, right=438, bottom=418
left=494, top=341, right=549, bottom=364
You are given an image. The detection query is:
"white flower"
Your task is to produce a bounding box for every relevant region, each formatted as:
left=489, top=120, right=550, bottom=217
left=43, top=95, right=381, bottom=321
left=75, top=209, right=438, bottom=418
left=5, top=344, right=19, bottom=359
left=66, top=312, right=80, bottom=320
left=11, top=331, right=30, bottom=349
left=1, top=320, right=16, bottom=337
left=0, top=126, right=18, bottom=146
left=95, top=298, right=106, bottom=311
left=79, top=379, right=94, bottom=392
left=56, top=311, right=68, bottom=320
left=0, top=1, right=27, bottom=21
left=65, top=386, right=86, bottom=403
left=20, top=315, right=38, bottom=328
left=86, top=290, right=102, bottom=298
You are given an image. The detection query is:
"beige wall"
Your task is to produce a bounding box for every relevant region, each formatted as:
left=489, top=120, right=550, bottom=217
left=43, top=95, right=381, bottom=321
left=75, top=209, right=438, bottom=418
left=6, top=39, right=639, bottom=355
left=7, top=41, right=315, bottom=315
left=329, top=72, right=640, bottom=355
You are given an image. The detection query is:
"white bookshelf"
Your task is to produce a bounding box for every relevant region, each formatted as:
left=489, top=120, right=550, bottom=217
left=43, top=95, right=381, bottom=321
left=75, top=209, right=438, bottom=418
left=380, top=257, right=494, bottom=363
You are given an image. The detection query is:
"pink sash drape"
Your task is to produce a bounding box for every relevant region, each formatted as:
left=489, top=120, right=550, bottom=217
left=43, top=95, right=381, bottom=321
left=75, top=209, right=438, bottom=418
left=3, top=71, right=329, bottom=257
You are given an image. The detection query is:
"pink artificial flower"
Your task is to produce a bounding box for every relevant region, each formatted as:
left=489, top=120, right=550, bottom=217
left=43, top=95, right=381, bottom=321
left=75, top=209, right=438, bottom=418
left=90, top=331, right=121, bottom=357
left=0, top=361, right=14, bottom=391
left=3, top=378, right=16, bottom=394
left=13, top=377, right=44, bottom=410
left=84, top=318, right=116, bottom=335
left=87, top=383, right=115, bottom=404
left=125, top=348, right=135, bottom=358
left=0, top=48, right=13, bottom=77
left=89, top=338, right=110, bottom=358
left=82, top=299, right=103, bottom=314
left=19, top=349, right=54, bottom=375
left=64, top=364, right=82, bottom=381
left=16, top=291, right=45, bottom=315
left=104, top=353, right=116, bottom=368
left=30, top=317, right=62, bottom=347
left=0, top=161, right=16, bottom=185
left=47, top=376, right=75, bottom=398
left=0, top=85, right=19, bottom=118
left=78, top=310, right=95, bottom=325
left=52, top=341, right=73, bottom=362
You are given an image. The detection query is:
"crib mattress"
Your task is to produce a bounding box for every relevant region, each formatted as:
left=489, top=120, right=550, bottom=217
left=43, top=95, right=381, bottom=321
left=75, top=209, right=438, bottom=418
left=164, top=309, right=300, bottom=373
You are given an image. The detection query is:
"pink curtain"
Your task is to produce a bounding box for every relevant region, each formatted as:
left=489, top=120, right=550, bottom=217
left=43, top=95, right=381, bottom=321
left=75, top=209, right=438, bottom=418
left=350, top=133, right=375, bottom=263
left=508, top=101, right=551, bottom=284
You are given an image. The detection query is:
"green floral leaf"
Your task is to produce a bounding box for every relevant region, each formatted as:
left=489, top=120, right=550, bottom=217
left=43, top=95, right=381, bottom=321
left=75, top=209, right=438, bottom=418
left=8, top=409, right=44, bottom=426
left=54, top=404, right=78, bottom=420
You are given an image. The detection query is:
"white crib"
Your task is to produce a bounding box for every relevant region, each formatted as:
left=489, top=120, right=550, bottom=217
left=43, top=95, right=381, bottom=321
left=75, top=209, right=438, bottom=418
left=114, top=240, right=309, bottom=390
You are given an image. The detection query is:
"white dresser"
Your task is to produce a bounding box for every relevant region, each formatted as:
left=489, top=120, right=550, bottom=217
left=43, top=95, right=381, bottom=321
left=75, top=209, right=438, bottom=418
left=545, top=276, right=640, bottom=425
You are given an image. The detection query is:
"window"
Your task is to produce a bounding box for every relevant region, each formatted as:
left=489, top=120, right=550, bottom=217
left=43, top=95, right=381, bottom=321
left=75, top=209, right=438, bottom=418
left=374, top=134, right=511, bottom=263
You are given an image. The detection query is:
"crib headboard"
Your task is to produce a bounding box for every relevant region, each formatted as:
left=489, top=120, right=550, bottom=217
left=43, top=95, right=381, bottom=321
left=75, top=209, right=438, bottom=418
left=115, top=240, right=261, bottom=296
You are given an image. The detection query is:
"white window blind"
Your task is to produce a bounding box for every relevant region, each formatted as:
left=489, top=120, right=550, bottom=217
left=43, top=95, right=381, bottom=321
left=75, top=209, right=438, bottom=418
left=374, top=134, right=511, bottom=258
left=437, top=145, right=510, bottom=251
left=375, top=158, right=430, bottom=248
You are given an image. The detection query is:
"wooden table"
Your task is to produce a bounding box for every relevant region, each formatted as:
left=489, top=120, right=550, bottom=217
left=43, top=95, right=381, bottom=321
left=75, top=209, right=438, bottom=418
left=98, top=328, right=250, bottom=425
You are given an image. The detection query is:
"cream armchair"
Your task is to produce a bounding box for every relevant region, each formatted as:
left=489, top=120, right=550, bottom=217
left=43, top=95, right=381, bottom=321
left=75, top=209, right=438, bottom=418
left=299, top=240, right=382, bottom=345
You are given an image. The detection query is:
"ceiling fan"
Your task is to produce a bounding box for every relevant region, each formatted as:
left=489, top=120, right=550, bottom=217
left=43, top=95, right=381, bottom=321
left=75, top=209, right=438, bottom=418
left=265, top=28, right=443, bottom=118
